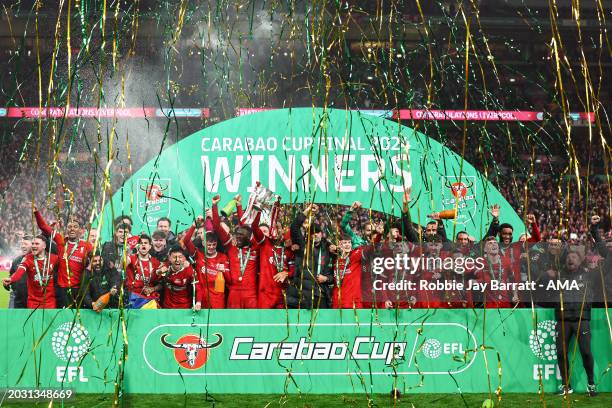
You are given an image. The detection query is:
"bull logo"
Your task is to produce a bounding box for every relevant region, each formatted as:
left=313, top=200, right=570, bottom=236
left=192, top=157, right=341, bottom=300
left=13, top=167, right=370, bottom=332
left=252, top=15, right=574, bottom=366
left=140, top=183, right=168, bottom=202
left=445, top=179, right=473, bottom=200
left=160, top=333, right=222, bottom=370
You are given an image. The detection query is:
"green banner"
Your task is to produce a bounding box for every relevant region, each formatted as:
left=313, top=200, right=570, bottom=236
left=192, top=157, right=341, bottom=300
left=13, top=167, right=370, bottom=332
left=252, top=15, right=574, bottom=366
left=2, top=309, right=610, bottom=394
left=100, top=108, right=523, bottom=240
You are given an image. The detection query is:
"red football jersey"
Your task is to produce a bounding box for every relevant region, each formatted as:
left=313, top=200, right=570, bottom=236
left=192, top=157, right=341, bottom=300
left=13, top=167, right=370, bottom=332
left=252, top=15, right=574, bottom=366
left=212, top=203, right=258, bottom=293
left=184, top=225, right=229, bottom=308
left=499, top=243, right=523, bottom=284
left=125, top=255, right=161, bottom=294
left=257, top=239, right=291, bottom=305
left=162, top=265, right=195, bottom=309
left=57, top=240, right=91, bottom=288
left=35, top=211, right=91, bottom=288
left=332, top=247, right=364, bottom=309
left=476, top=255, right=515, bottom=306
left=11, top=253, right=61, bottom=308
left=196, top=252, right=229, bottom=309
left=251, top=213, right=293, bottom=307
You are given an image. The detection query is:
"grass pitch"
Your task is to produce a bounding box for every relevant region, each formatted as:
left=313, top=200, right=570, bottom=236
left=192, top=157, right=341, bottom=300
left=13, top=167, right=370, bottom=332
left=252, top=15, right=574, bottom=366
left=0, top=393, right=610, bottom=408
left=0, top=270, right=9, bottom=309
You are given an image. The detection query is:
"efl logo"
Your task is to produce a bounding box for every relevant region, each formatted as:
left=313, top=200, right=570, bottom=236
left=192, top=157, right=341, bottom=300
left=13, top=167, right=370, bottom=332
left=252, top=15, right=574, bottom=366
left=160, top=333, right=223, bottom=370
left=528, top=320, right=561, bottom=381
left=421, top=338, right=465, bottom=359
left=51, top=322, right=91, bottom=383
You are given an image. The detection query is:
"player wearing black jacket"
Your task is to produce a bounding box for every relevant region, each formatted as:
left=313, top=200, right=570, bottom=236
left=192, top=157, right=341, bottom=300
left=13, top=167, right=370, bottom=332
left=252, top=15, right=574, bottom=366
left=287, top=204, right=334, bottom=309
left=6, top=234, right=32, bottom=308
left=79, top=253, right=121, bottom=309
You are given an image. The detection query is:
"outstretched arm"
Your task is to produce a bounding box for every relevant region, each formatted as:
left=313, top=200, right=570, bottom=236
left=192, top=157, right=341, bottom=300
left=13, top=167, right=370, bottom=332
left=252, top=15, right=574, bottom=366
left=401, top=212, right=419, bottom=243
left=486, top=204, right=500, bottom=238
left=251, top=211, right=265, bottom=245
left=184, top=225, right=197, bottom=257
left=290, top=212, right=306, bottom=255
left=34, top=208, right=64, bottom=253
left=212, top=196, right=232, bottom=247
left=34, top=208, right=54, bottom=236
left=435, top=220, right=450, bottom=242
left=589, top=215, right=607, bottom=257
left=527, top=214, right=541, bottom=243
left=401, top=190, right=419, bottom=243
left=6, top=259, right=29, bottom=285
left=235, top=195, right=244, bottom=225
left=341, top=202, right=367, bottom=248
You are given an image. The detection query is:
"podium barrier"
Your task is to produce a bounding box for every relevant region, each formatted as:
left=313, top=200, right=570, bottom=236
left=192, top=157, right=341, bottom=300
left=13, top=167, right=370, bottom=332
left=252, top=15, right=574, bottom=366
left=1, top=308, right=610, bottom=394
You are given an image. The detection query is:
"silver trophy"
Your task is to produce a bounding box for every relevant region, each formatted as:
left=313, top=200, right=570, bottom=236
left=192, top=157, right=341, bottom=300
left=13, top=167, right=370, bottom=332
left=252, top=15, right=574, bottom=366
left=241, top=182, right=279, bottom=225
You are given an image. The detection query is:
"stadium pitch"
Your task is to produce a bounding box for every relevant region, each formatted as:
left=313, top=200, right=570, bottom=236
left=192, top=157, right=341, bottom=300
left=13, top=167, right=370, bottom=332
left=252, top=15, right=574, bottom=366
left=1, top=393, right=611, bottom=408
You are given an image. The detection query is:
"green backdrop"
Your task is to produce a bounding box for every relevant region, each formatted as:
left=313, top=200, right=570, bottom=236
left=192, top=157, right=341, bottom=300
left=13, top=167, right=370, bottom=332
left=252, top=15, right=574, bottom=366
left=99, top=108, right=524, bottom=240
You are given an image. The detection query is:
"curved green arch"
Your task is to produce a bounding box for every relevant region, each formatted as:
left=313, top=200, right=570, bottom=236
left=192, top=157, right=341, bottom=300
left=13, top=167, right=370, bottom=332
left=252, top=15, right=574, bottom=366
left=100, top=108, right=523, bottom=240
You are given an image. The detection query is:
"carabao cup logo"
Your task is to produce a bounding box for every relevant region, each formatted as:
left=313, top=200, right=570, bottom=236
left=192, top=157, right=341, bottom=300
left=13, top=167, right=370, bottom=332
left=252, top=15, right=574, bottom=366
left=137, top=178, right=171, bottom=226
left=529, top=320, right=557, bottom=361
left=441, top=176, right=476, bottom=225
left=51, top=322, right=91, bottom=363
left=160, top=333, right=223, bottom=370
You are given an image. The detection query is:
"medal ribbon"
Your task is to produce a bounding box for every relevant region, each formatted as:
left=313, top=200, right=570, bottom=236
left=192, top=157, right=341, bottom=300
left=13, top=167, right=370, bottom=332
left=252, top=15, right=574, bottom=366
left=138, top=257, right=153, bottom=285
left=488, top=258, right=503, bottom=281
left=64, top=241, right=80, bottom=286
left=272, top=246, right=285, bottom=273
left=238, top=247, right=252, bottom=281
left=33, top=255, right=51, bottom=287
left=335, top=255, right=350, bottom=287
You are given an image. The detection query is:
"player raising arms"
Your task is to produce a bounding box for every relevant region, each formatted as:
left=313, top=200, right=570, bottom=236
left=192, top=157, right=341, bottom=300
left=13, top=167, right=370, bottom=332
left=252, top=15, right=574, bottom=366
left=332, top=233, right=365, bottom=309
left=252, top=208, right=292, bottom=309
left=184, top=216, right=229, bottom=309
left=2, top=206, right=64, bottom=308
left=34, top=207, right=91, bottom=308
left=212, top=195, right=259, bottom=308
